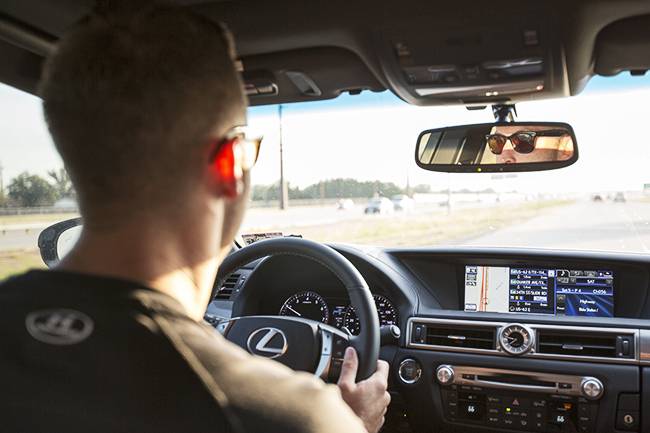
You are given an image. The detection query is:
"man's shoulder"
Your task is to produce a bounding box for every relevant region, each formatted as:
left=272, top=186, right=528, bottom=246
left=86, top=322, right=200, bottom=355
left=0, top=270, right=53, bottom=301
left=166, top=321, right=366, bottom=433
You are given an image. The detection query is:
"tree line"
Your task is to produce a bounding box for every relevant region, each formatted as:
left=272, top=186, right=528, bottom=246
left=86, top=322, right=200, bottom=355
left=251, top=178, right=433, bottom=201
left=0, top=168, right=75, bottom=207
left=0, top=170, right=497, bottom=208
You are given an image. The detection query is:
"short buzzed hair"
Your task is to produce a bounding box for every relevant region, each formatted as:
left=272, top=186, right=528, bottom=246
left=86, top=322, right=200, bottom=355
left=39, top=1, right=245, bottom=221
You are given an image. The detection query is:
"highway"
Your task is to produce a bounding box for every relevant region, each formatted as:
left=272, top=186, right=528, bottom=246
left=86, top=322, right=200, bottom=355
left=3, top=198, right=650, bottom=254
left=464, top=199, right=650, bottom=253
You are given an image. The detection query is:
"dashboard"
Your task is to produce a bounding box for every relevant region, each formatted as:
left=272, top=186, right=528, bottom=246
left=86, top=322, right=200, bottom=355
left=278, top=290, right=398, bottom=335
left=207, top=244, right=650, bottom=433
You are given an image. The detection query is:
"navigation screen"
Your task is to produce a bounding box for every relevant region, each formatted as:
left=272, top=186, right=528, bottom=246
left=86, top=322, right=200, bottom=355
left=463, top=266, right=614, bottom=317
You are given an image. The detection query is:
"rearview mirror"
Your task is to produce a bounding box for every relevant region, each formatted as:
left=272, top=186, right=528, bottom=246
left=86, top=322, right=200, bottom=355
left=38, top=218, right=82, bottom=267
left=415, top=122, right=578, bottom=173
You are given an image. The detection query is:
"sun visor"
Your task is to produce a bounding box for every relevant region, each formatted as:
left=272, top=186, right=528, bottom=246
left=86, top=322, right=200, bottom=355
left=594, top=15, right=650, bottom=76
left=240, top=47, right=385, bottom=106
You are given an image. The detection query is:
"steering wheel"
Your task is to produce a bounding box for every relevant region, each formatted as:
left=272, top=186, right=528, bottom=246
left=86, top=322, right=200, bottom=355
left=212, top=237, right=380, bottom=381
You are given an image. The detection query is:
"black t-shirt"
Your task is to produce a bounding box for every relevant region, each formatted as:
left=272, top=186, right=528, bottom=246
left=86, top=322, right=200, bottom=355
left=0, top=270, right=364, bottom=433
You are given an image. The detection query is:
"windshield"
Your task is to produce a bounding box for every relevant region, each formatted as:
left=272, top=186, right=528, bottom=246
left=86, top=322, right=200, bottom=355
left=1, top=74, right=650, bottom=279
left=242, top=74, right=650, bottom=251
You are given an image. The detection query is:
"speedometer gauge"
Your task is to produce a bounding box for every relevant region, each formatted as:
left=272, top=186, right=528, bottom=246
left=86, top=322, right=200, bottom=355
left=279, top=291, right=330, bottom=323
left=344, top=294, right=398, bottom=335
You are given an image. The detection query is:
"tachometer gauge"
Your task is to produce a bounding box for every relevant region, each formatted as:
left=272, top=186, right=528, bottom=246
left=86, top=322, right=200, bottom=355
left=279, top=291, right=330, bottom=323
left=344, top=294, right=398, bottom=335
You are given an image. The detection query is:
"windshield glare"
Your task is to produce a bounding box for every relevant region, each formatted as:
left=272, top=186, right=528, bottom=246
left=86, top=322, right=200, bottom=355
left=2, top=74, right=650, bottom=279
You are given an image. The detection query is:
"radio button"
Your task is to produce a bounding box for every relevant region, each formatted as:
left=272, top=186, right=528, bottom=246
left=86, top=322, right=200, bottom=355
left=532, top=399, right=547, bottom=408
left=459, top=401, right=484, bottom=420
left=532, top=409, right=546, bottom=420
left=550, top=411, right=570, bottom=426
left=436, top=365, right=455, bottom=385
left=581, top=377, right=604, bottom=400
left=443, top=390, right=458, bottom=402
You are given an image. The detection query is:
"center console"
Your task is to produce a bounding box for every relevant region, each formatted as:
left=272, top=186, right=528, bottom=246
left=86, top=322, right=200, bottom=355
left=435, top=365, right=602, bottom=432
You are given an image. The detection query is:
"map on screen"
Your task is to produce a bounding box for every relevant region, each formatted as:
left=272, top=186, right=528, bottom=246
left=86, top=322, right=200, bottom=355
left=463, top=266, right=614, bottom=317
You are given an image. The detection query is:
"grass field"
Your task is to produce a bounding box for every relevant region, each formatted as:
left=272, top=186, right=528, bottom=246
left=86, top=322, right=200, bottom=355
left=0, top=212, right=79, bottom=226
left=289, top=200, right=572, bottom=246
left=0, top=200, right=571, bottom=280
left=0, top=249, right=45, bottom=280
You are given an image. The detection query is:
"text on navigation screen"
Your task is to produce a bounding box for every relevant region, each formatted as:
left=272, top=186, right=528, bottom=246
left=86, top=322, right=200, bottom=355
left=463, top=266, right=614, bottom=317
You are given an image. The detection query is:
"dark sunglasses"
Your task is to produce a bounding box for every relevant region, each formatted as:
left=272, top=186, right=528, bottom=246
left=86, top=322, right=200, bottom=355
left=485, top=129, right=568, bottom=155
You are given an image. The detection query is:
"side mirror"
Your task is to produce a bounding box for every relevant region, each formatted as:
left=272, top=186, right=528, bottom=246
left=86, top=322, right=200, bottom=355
left=37, top=218, right=82, bottom=268
left=415, top=122, right=578, bottom=173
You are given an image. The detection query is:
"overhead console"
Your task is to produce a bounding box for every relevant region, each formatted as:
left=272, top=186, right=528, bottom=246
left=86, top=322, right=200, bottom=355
left=376, top=11, right=570, bottom=106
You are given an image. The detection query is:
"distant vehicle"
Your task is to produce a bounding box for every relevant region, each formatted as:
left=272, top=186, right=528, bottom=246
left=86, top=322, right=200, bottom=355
left=614, top=192, right=626, bottom=203
left=337, top=198, right=354, bottom=210
left=591, top=194, right=603, bottom=202
left=364, top=197, right=394, bottom=214
left=391, top=194, right=415, bottom=211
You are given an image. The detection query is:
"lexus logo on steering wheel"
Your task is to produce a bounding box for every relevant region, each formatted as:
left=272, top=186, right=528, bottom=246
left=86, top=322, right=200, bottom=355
left=246, top=327, right=288, bottom=358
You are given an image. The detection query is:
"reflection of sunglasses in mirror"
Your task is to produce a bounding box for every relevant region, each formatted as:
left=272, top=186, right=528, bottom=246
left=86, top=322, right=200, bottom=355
left=486, top=129, right=568, bottom=155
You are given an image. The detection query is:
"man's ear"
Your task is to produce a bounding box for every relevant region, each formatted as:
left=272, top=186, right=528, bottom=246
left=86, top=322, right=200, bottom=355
left=206, top=138, right=241, bottom=199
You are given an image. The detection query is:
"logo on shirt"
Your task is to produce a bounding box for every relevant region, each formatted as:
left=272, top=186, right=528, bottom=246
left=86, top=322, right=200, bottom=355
left=25, top=309, right=94, bottom=345
left=246, top=327, right=288, bottom=358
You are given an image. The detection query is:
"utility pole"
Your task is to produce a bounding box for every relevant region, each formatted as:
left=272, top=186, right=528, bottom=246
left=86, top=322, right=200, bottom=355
left=278, top=104, right=289, bottom=210
left=0, top=161, right=4, bottom=198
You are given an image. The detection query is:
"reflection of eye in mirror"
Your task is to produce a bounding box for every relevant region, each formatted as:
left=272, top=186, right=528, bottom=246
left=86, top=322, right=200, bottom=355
left=415, top=122, right=578, bottom=173
left=57, top=225, right=82, bottom=260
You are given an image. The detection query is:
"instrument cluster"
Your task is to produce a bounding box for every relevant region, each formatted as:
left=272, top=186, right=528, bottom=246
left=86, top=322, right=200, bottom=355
left=279, top=290, right=398, bottom=334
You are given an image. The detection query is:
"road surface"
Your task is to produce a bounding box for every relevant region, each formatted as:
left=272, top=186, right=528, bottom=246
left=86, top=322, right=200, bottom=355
left=463, top=199, right=650, bottom=252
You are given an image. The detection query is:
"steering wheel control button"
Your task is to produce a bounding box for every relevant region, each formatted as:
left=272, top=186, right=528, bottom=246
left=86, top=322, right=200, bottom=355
left=436, top=365, right=455, bottom=385
left=580, top=377, right=604, bottom=400
left=498, top=323, right=535, bottom=356
left=398, top=359, right=422, bottom=384
left=332, top=334, right=348, bottom=359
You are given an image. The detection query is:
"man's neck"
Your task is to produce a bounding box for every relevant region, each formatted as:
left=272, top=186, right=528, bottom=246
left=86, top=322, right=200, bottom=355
left=58, top=207, right=225, bottom=321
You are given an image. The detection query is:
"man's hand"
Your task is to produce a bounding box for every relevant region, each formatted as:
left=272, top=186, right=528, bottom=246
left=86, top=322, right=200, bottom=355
left=337, top=346, right=391, bottom=433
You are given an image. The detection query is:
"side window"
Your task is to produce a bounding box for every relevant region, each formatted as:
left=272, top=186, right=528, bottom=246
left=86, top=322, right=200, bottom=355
left=0, top=83, right=77, bottom=279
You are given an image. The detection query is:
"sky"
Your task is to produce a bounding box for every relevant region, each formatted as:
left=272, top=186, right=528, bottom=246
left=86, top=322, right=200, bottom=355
left=2, top=73, right=650, bottom=194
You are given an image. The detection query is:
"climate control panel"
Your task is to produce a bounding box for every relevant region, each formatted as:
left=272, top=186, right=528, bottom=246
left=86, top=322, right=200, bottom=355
left=435, top=365, right=603, bottom=432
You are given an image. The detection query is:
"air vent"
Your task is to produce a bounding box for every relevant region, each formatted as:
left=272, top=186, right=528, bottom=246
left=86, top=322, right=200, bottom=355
left=412, top=322, right=496, bottom=350
left=537, top=329, right=634, bottom=359
left=214, top=272, right=241, bottom=300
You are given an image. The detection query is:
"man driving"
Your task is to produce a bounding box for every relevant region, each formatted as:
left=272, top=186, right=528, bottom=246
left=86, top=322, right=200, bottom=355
left=0, top=2, right=390, bottom=432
